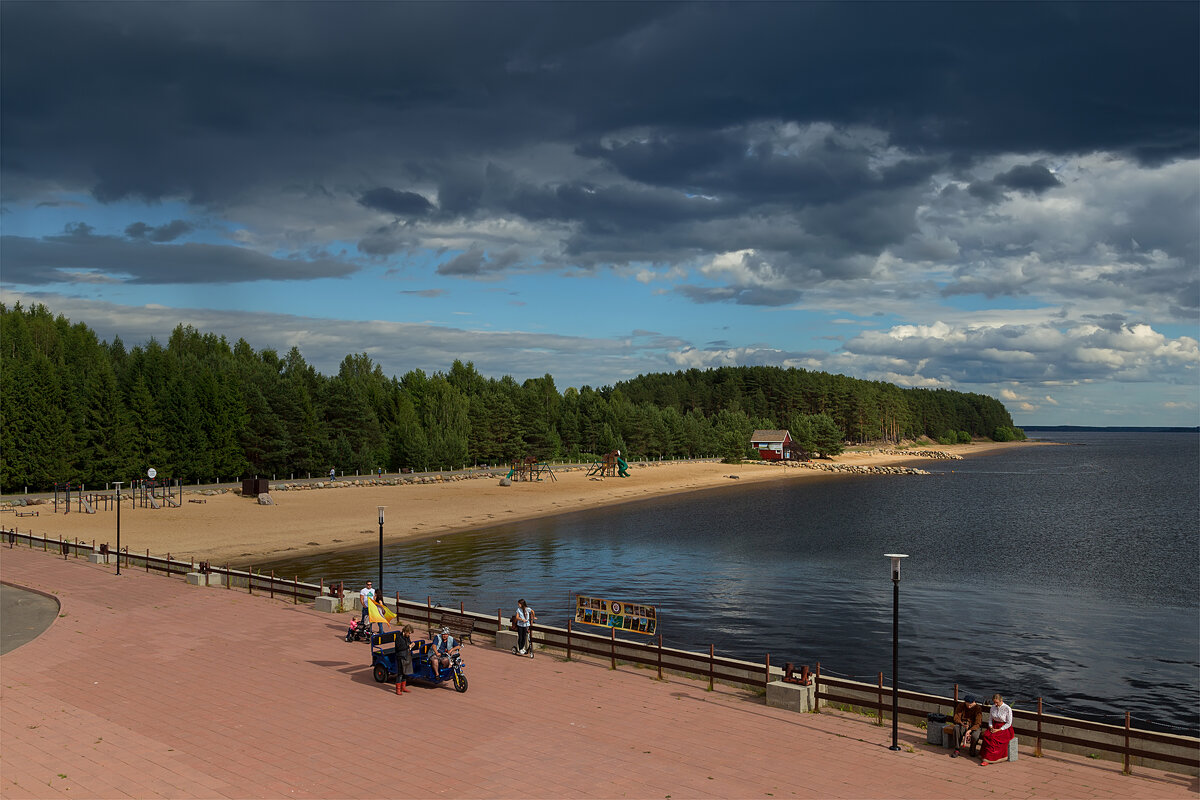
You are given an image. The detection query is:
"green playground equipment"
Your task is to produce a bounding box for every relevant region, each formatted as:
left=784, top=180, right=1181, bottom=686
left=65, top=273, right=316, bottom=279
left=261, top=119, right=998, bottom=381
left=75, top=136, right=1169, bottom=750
left=587, top=450, right=630, bottom=478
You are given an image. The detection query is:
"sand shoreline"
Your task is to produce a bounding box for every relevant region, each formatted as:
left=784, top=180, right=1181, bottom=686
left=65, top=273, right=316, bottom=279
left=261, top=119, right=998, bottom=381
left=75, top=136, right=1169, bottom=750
left=2, top=441, right=1047, bottom=567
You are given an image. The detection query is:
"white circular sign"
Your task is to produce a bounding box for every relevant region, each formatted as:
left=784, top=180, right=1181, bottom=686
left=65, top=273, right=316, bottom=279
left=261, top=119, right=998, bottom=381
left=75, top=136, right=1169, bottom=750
left=147, top=468, right=157, bottom=479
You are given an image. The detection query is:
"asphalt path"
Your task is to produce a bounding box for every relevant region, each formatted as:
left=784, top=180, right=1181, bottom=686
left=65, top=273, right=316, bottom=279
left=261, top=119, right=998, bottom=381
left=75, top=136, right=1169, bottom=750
left=0, top=582, right=59, bottom=655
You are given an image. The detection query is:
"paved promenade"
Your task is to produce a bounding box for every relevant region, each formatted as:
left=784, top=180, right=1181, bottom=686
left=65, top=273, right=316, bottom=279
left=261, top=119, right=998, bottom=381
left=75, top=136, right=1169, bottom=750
left=1, top=546, right=1195, bottom=799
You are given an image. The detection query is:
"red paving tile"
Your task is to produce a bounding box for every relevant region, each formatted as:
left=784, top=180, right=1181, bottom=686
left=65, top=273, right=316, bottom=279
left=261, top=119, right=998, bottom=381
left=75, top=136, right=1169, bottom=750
left=2, top=545, right=1197, bottom=800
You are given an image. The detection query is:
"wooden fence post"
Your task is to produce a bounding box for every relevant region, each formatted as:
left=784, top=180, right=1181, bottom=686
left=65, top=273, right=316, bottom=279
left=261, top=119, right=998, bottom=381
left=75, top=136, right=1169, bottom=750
left=1035, top=698, right=1044, bottom=757
left=708, top=644, right=714, bottom=691
left=657, top=634, right=662, bottom=681
left=610, top=627, right=616, bottom=670
left=814, top=662, right=821, bottom=713
left=877, top=672, right=884, bottom=725
left=566, top=620, right=572, bottom=661
left=1123, top=712, right=1132, bottom=775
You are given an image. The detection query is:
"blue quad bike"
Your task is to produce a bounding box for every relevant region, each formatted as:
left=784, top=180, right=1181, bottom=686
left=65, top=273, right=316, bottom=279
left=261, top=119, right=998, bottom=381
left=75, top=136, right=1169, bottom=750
left=370, top=631, right=467, bottom=693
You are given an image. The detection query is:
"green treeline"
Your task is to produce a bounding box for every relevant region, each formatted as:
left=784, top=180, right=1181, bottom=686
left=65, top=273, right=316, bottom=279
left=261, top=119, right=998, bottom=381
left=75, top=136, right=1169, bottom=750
left=0, top=303, right=1021, bottom=492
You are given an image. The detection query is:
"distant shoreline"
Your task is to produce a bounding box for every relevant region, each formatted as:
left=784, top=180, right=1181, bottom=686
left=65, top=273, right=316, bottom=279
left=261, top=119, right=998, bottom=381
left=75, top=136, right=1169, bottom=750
left=4, top=441, right=1047, bottom=566
left=1022, top=425, right=1198, bottom=433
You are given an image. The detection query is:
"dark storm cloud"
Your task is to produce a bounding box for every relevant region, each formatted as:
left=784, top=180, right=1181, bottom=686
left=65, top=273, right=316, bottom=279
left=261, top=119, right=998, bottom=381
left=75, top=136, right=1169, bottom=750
left=1, top=226, right=358, bottom=285
left=437, top=246, right=522, bottom=277
left=2, top=2, right=1194, bottom=206
left=675, top=285, right=801, bottom=307
left=125, top=219, right=194, bottom=242
left=2, top=1, right=1196, bottom=329
left=968, top=164, right=1062, bottom=202
left=358, top=188, right=434, bottom=216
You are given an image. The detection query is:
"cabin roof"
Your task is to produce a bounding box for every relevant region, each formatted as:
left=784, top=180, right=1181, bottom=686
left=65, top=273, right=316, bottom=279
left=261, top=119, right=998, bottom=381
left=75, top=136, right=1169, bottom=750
left=750, top=430, right=791, bottom=443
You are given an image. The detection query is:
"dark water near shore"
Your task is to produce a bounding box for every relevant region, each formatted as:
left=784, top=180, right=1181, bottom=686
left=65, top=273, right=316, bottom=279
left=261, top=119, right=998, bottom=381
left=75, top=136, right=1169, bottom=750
left=262, top=432, right=1200, bottom=735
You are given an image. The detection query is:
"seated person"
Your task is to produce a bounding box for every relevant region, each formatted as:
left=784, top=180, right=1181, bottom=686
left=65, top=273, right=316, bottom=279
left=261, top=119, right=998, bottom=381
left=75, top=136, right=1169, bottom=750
left=951, top=694, right=983, bottom=758
left=430, top=626, right=457, bottom=673
left=979, top=693, right=1015, bottom=766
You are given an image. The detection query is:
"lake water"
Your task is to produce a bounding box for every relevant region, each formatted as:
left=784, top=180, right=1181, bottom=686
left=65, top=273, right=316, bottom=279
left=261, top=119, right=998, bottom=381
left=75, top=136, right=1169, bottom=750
left=261, top=432, right=1199, bottom=736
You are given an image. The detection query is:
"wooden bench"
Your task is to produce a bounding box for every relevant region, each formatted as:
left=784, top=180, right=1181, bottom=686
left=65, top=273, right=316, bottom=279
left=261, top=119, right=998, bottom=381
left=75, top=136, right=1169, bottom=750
left=431, top=611, right=476, bottom=645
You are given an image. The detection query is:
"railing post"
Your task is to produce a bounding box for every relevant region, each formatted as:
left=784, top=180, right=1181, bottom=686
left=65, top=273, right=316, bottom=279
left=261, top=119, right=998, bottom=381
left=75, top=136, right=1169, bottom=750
left=1123, top=712, right=1131, bottom=775
left=877, top=672, right=884, bottom=725
left=1035, top=698, right=1044, bottom=757
left=145, top=549, right=149, bottom=573
left=610, top=627, right=616, bottom=670
left=225, top=565, right=230, bottom=589
left=497, top=608, right=502, bottom=633
left=657, top=634, right=662, bottom=680
left=708, top=644, right=714, bottom=691
left=294, top=576, right=299, bottom=604
left=765, top=653, right=770, bottom=688
left=427, top=597, right=432, bottom=637
left=814, top=662, right=821, bottom=713
left=270, top=570, right=275, bottom=599
left=249, top=566, right=254, bottom=594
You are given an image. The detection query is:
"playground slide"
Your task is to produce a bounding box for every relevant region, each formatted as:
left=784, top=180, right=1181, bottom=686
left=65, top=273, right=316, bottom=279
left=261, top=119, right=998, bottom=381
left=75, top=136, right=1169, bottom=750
left=149, top=494, right=162, bottom=509
left=79, top=497, right=96, bottom=514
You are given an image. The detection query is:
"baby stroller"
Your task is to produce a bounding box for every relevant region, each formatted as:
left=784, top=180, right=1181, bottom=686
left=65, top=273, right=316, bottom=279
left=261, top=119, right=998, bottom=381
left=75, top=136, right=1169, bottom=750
left=345, top=617, right=373, bottom=642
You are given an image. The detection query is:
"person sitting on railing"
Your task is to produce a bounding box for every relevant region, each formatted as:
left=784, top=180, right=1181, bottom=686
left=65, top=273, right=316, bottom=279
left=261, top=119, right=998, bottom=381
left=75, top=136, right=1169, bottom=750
left=979, top=693, right=1015, bottom=766
left=951, top=694, right=983, bottom=758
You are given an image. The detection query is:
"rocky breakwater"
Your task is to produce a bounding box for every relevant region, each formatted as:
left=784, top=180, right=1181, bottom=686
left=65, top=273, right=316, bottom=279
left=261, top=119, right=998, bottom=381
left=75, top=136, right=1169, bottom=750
left=792, top=462, right=930, bottom=476
left=865, top=448, right=962, bottom=460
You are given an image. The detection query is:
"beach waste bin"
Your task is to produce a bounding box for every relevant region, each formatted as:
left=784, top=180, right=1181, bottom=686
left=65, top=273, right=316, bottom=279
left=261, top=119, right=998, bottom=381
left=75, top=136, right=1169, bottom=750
left=926, top=713, right=948, bottom=745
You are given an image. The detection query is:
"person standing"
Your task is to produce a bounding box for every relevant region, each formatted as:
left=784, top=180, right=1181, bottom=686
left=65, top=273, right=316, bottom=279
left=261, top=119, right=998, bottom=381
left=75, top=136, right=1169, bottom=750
left=979, top=694, right=1015, bottom=766
left=951, top=694, right=983, bottom=758
left=359, top=581, right=375, bottom=627
left=329, top=467, right=336, bottom=482
left=514, top=598, right=536, bottom=656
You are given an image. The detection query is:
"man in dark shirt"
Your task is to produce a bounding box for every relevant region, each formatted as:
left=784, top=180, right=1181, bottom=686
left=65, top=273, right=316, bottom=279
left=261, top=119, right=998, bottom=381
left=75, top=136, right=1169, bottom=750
left=952, top=695, right=984, bottom=758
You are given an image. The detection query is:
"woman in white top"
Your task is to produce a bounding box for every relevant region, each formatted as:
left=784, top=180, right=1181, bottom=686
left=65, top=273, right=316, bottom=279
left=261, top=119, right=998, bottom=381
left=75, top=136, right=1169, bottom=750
left=979, top=693, right=1015, bottom=765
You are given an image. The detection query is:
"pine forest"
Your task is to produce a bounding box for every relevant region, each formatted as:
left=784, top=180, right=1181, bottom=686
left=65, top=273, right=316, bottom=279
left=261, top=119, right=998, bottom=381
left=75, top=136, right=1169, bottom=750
left=0, top=303, right=1023, bottom=493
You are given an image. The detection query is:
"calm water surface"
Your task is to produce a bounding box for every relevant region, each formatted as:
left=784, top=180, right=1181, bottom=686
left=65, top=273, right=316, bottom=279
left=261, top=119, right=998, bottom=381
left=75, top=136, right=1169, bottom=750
left=263, top=432, right=1199, bottom=735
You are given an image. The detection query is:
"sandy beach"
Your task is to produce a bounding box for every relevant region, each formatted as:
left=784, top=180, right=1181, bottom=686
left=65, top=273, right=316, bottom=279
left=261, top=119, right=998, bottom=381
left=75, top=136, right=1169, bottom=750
left=2, top=442, right=1043, bottom=566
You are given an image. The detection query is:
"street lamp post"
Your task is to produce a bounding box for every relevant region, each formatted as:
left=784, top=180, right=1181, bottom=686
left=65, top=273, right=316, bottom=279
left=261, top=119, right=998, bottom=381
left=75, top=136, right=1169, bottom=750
left=113, top=481, right=124, bottom=575
left=377, top=506, right=386, bottom=601
left=885, top=553, right=909, bottom=751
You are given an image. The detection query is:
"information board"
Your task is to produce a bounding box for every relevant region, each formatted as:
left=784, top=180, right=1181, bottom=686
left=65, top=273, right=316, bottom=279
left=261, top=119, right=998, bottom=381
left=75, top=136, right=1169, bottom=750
left=574, top=594, right=657, bottom=636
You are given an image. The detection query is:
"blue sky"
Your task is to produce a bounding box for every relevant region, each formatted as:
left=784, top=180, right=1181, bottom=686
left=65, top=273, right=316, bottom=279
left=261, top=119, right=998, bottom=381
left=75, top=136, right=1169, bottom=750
left=2, top=2, right=1197, bottom=427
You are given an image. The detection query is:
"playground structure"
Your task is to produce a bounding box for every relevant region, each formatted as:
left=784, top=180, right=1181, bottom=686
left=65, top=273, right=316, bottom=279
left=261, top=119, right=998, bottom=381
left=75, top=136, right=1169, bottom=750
left=505, top=456, right=557, bottom=482
left=132, top=477, right=182, bottom=509
left=586, top=450, right=630, bottom=478
left=53, top=483, right=122, bottom=514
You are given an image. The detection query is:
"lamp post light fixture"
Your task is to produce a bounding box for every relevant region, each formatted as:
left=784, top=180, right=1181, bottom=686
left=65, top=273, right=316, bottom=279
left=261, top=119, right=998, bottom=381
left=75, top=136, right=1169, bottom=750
left=884, top=553, right=909, bottom=751
left=377, top=506, right=386, bottom=601
left=113, top=481, right=124, bottom=575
